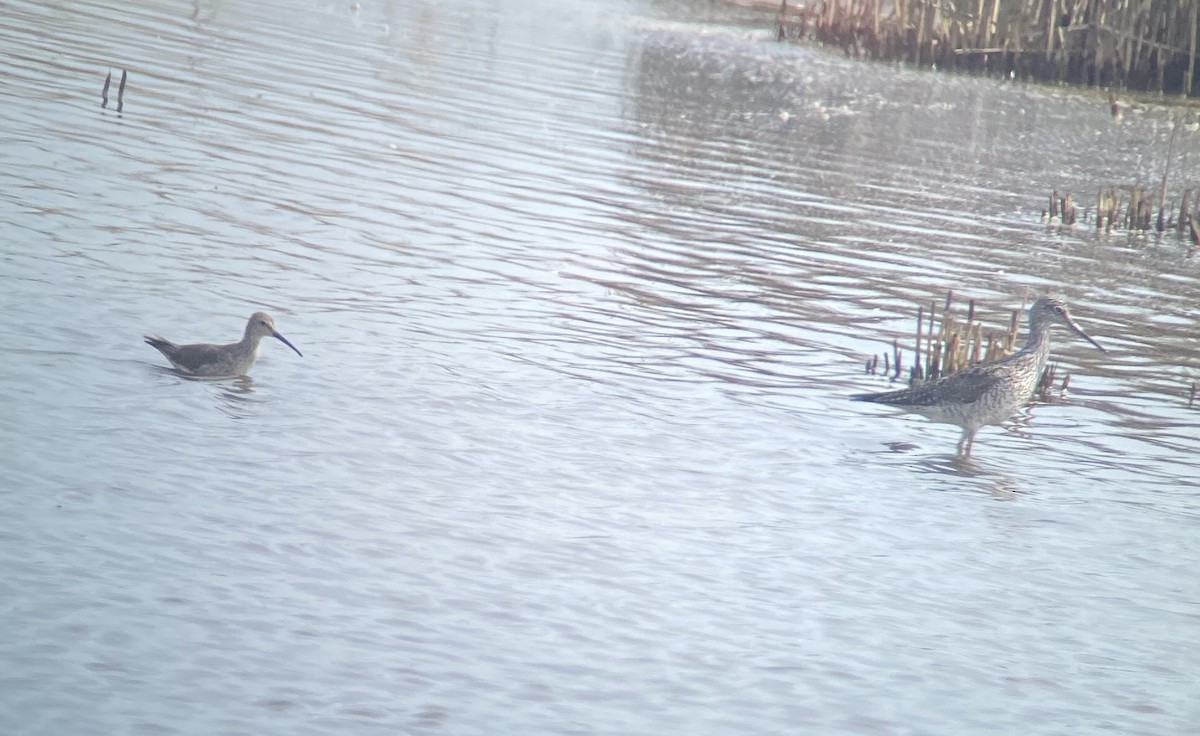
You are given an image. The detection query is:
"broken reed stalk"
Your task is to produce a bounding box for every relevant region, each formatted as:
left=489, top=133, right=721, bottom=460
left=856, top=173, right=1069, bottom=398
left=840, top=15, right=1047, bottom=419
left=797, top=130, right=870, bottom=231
left=117, top=69, right=127, bottom=113
left=1126, top=186, right=1141, bottom=230
left=926, top=298, right=936, bottom=374
left=1036, top=362, right=1057, bottom=396
left=1157, top=112, right=1181, bottom=232
left=1061, top=194, right=1076, bottom=225
left=1189, top=4, right=1199, bottom=97
left=913, top=305, right=924, bottom=382
left=1034, top=363, right=1073, bottom=400
left=969, top=321, right=983, bottom=365
left=1096, top=187, right=1115, bottom=230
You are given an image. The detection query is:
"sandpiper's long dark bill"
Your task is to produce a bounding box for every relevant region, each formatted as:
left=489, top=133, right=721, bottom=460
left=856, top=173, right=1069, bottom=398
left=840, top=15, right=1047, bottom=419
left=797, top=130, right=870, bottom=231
left=1054, top=305, right=1106, bottom=354
left=145, top=311, right=302, bottom=377
left=851, top=297, right=1105, bottom=456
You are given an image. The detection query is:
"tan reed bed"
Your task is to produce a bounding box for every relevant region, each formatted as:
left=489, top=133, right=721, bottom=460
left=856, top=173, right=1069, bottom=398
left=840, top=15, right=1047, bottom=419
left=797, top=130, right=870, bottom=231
left=774, top=0, right=1199, bottom=96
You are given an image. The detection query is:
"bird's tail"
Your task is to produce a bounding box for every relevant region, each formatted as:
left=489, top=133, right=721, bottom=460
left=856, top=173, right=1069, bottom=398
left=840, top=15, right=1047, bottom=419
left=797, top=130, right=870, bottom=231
left=850, top=390, right=900, bottom=402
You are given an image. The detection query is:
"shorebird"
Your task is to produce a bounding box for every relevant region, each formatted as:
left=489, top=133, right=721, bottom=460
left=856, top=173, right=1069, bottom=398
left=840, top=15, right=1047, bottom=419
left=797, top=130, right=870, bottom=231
left=145, top=312, right=302, bottom=377
left=852, top=297, right=1105, bottom=456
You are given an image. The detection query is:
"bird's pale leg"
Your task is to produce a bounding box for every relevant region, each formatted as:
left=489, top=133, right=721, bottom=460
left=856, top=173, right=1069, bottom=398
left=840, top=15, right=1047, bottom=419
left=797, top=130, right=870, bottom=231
left=957, top=429, right=976, bottom=457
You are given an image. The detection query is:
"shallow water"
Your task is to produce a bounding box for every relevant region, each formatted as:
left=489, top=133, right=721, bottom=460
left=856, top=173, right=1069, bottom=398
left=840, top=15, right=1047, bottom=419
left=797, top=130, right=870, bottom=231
left=2, top=0, right=1199, bottom=734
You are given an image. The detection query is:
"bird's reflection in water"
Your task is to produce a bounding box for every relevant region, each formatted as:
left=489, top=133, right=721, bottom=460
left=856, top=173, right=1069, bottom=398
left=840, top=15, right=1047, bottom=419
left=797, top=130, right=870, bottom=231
left=920, top=451, right=987, bottom=477
left=215, top=376, right=260, bottom=419
left=866, top=437, right=1027, bottom=493
left=984, top=474, right=1023, bottom=500
left=916, top=453, right=1027, bottom=498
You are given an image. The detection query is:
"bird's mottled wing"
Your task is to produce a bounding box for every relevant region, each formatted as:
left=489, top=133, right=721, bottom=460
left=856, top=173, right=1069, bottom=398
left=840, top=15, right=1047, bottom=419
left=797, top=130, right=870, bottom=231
left=852, top=365, right=1003, bottom=407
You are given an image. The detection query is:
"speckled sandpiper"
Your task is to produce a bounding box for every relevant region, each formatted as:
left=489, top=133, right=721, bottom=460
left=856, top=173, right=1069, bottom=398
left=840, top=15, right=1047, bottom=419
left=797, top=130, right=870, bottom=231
left=852, top=297, right=1105, bottom=456
left=145, top=312, right=302, bottom=377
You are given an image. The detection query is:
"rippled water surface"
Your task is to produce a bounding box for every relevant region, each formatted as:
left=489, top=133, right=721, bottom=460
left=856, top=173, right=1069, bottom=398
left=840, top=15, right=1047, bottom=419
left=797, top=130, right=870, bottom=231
left=3, top=0, right=1199, bottom=733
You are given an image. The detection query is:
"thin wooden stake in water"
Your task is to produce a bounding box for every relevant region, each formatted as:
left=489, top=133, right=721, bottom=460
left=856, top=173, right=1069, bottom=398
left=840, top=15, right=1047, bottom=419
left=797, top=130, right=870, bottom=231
left=101, top=70, right=111, bottom=108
